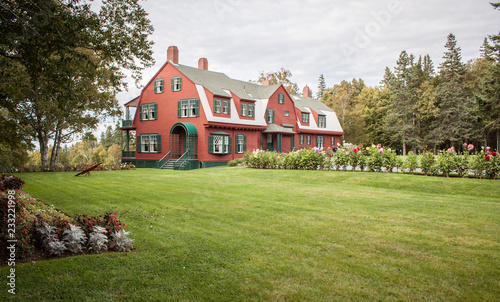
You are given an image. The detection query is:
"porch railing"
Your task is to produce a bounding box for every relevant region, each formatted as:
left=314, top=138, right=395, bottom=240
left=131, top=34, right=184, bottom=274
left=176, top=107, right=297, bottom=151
left=157, top=151, right=171, bottom=169
left=121, top=120, right=133, bottom=127
left=122, top=150, right=136, bottom=158
left=174, top=149, right=191, bottom=169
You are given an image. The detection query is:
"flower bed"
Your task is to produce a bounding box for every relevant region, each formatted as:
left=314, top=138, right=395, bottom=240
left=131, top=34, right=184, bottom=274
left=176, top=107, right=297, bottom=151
left=0, top=174, right=134, bottom=259
left=244, top=144, right=500, bottom=179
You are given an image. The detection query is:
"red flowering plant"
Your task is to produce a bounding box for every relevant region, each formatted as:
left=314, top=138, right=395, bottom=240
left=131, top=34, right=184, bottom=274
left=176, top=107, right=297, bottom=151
left=103, top=212, right=127, bottom=234
left=420, top=150, right=436, bottom=176
left=484, top=149, right=500, bottom=180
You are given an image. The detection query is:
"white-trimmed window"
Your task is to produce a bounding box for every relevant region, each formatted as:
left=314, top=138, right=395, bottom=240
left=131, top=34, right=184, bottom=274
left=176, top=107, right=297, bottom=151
left=318, top=115, right=326, bottom=128
left=306, top=135, right=311, bottom=145
left=139, top=134, right=161, bottom=153
left=278, top=93, right=284, bottom=104
left=172, top=76, right=182, bottom=91
left=154, top=78, right=164, bottom=94
left=299, top=134, right=304, bottom=145
left=284, top=110, right=290, bottom=117
left=214, top=99, right=221, bottom=113
left=236, top=134, right=246, bottom=153
left=316, top=135, right=324, bottom=148
left=140, top=103, right=157, bottom=121
left=302, top=112, right=309, bottom=123
left=331, top=136, right=335, bottom=146
left=248, top=104, right=254, bottom=117
left=222, top=100, right=230, bottom=114
left=266, top=109, right=275, bottom=123
left=241, top=103, right=247, bottom=116
left=177, top=99, right=199, bottom=118
left=181, top=100, right=189, bottom=117
left=208, top=132, right=232, bottom=154
left=142, top=105, right=149, bottom=120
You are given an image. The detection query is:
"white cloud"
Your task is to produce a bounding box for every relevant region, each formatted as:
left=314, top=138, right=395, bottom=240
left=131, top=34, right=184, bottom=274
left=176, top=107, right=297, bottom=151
left=112, top=0, right=499, bottom=104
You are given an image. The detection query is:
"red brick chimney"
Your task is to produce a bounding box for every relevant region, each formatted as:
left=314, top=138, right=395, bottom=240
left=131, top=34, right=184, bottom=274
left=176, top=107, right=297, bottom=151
left=167, top=46, right=179, bottom=64
left=303, top=85, right=310, bottom=97
left=198, top=58, right=208, bottom=70
left=262, top=80, right=271, bottom=86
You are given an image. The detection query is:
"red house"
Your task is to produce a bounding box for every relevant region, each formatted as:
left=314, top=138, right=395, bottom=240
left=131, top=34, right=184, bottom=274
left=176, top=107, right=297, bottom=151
left=121, top=46, right=343, bottom=169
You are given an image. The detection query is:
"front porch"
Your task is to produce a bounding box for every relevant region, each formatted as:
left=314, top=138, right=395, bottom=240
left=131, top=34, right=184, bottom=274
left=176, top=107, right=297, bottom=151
left=262, top=124, right=296, bottom=153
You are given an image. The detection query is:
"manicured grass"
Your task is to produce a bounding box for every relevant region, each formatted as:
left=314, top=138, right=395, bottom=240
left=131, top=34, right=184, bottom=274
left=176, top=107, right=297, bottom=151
left=2, top=168, right=499, bottom=301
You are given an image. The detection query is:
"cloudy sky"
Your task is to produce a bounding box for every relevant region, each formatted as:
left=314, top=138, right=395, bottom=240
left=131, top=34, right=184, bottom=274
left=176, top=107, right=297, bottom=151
left=99, top=0, right=499, bottom=130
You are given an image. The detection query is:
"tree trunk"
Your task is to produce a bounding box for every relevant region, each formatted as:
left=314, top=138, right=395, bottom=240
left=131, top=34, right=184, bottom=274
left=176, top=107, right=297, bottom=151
left=38, top=131, right=49, bottom=166
left=497, top=129, right=499, bottom=152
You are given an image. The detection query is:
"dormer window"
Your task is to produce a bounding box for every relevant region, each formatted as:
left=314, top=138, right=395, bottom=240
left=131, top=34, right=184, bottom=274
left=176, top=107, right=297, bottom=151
left=222, top=100, right=230, bottom=114
left=318, top=115, right=326, bottom=128
left=302, top=112, right=309, bottom=123
left=241, top=103, right=247, bottom=117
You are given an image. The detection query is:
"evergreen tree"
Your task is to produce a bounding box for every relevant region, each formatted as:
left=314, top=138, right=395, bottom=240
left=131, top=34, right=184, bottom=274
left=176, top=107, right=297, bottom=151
left=316, top=74, right=326, bottom=99
left=434, top=33, right=478, bottom=147
left=382, top=51, right=419, bottom=154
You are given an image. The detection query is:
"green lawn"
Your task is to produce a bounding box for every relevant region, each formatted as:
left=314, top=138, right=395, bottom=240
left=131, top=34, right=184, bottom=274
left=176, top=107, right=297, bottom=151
left=2, top=168, right=499, bottom=301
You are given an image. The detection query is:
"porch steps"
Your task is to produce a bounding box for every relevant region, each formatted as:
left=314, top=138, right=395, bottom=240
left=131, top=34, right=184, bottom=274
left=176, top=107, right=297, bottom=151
left=161, top=161, right=175, bottom=170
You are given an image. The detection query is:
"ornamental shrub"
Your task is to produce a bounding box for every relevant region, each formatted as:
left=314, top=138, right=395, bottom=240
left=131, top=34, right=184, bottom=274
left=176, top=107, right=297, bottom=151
left=88, top=226, right=108, bottom=253
left=435, top=150, right=457, bottom=177
left=403, top=152, right=419, bottom=174
left=381, top=149, right=398, bottom=173
left=110, top=229, right=134, bottom=252
left=0, top=174, right=25, bottom=191
left=420, top=151, right=435, bottom=176
left=62, top=224, right=87, bottom=254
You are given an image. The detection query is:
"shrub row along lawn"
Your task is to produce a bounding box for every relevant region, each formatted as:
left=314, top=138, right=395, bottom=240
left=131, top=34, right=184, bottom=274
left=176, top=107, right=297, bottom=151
left=1, top=168, right=499, bottom=301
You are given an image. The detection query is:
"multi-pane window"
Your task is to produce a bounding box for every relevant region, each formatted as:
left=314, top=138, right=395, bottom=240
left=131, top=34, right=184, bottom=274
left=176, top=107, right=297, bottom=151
left=222, top=100, right=230, bottom=114
left=331, top=136, right=335, bottom=146
left=316, top=136, right=324, bottom=148
left=177, top=99, right=199, bottom=118
left=172, top=76, right=182, bottom=91
left=181, top=100, right=189, bottom=117
left=248, top=104, right=255, bottom=117
left=299, top=134, right=304, bottom=145
left=278, top=93, right=284, bottom=104
left=189, top=101, right=197, bottom=117
left=241, top=103, right=247, bottom=116
left=214, top=99, right=221, bottom=113
left=209, top=134, right=232, bottom=154
left=223, top=136, right=229, bottom=153
left=306, top=135, right=311, bottom=145
left=302, top=112, right=309, bottom=123
left=284, top=110, right=290, bottom=117
left=318, top=115, right=326, bottom=128
left=213, top=136, right=222, bottom=153
left=236, top=134, right=246, bottom=153
left=154, top=79, right=164, bottom=93
left=266, top=109, right=275, bottom=123
left=140, top=134, right=161, bottom=153
left=140, top=103, right=157, bottom=121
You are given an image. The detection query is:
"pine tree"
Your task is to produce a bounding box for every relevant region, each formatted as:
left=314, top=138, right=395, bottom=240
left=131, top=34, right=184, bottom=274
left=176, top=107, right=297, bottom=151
left=316, top=74, right=326, bottom=99
left=382, top=51, right=419, bottom=154
left=434, top=33, right=478, bottom=147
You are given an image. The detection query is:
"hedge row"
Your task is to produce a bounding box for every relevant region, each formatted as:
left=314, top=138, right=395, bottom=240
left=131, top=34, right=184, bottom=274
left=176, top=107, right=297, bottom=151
left=244, top=144, right=500, bottom=179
